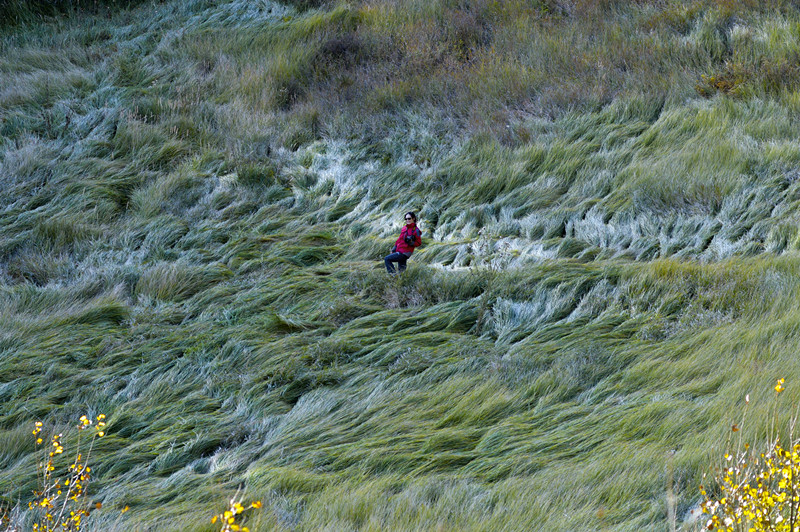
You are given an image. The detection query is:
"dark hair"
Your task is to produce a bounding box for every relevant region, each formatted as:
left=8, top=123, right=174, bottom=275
left=405, top=211, right=417, bottom=222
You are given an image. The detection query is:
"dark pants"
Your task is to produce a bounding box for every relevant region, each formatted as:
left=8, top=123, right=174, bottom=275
left=384, top=252, right=409, bottom=273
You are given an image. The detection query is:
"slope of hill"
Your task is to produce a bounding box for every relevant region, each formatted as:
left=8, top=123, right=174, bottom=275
left=3, top=0, right=800, bottom=529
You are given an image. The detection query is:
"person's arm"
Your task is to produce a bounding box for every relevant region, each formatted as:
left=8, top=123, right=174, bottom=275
left=392, top=229, right=402, bottom=253
left=413, top=228, right=421, bottom=247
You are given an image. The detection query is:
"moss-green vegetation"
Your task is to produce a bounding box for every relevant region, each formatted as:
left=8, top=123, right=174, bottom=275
left=4, top=0, right=800, bottom=530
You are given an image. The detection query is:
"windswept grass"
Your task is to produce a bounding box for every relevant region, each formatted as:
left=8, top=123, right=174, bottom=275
left=6, top=0, right=800, bottom=530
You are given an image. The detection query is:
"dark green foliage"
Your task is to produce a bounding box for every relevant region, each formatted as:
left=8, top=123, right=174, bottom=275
left=1, top=0, right=149, bottom=28
left=280, top=0, right=333, bottom=12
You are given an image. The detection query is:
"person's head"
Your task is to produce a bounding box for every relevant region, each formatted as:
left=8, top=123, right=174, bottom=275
left=404, top=212, right=417, bottom=225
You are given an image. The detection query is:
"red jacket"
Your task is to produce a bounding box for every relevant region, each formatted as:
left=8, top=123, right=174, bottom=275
left=394, top=223, right=421, bottom=255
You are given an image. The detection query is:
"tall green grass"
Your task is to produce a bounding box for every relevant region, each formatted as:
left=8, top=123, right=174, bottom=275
left=5, top=0, right=800, bottom=530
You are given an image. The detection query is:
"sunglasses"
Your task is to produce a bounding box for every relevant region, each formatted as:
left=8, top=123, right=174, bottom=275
left=405, top=217, right=413, bottom=220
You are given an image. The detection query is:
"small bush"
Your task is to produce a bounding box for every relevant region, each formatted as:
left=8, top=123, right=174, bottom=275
left=702, top=379, right=800, bottom=531
left=211, top=491, right=262, bottom=532
left=3, top=416, right=107, bottom=531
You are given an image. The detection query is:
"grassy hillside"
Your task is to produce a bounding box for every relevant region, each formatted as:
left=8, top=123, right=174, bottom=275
left=3, top=0, right=800, bottom=529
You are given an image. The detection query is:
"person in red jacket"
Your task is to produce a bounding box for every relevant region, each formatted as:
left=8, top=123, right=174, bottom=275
left=384, top=211, right=422, bottom=274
